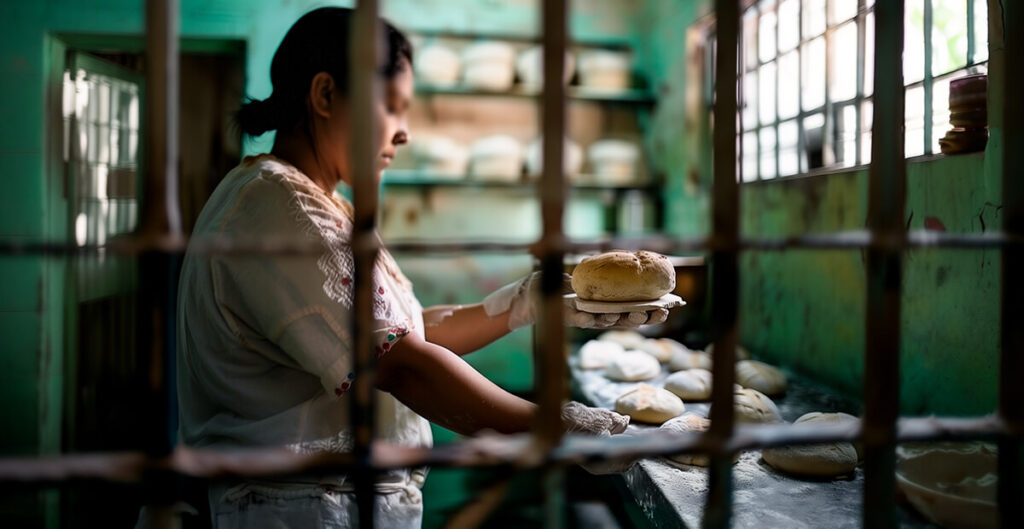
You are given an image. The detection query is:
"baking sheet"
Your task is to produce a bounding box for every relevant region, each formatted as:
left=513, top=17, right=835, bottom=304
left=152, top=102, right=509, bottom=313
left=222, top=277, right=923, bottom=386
left=569, top=355, right=939, bottom=528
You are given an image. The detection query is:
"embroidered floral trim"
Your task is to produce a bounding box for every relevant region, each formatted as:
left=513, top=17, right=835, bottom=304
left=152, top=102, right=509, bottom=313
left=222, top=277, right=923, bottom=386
left=286, top=429, right=355, bottom=455
left=333, top=371, right=356, bottom=397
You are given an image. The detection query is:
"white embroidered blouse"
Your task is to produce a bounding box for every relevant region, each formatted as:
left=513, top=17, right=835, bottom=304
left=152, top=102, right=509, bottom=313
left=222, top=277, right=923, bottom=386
left=176, top=154, right=432, bottom=488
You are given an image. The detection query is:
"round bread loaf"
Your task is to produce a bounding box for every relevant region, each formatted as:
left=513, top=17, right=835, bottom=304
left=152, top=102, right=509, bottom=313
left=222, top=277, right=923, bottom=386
left=717, top=387, right=782, bottom=423
left=615, top=384, right=685, bottom=424
left=597, top=329, right=647, bottom=350
left=762, top=412, right=860, bottom=478
left=735, top=360, right=787, bottom=396
left=664, top=369, right=713, bottom=401
left=571, top=250, right=675, bottom=301
left=660, top=414, right=740, bottom=466
left=668, top=348, right=712, bottom=372
left=578, top=339, right=625, bottom=369
left=603, top=351, right=661, bottom=381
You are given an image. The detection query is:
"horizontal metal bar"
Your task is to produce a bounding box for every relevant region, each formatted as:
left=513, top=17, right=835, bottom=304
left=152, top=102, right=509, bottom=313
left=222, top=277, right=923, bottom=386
left=0, top=415, right=1010, bottom=489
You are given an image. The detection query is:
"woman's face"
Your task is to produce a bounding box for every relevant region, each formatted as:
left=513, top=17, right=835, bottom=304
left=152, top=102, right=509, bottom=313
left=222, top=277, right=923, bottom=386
left=375, top=61, right=413, bottom=178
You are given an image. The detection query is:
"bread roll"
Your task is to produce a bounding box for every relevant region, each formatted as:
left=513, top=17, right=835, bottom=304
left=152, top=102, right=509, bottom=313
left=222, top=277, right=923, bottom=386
left=571, top=250, right=675, bottom=301
left=762, top=412, right=859, bottom=478
left=660, top=414, right=739, bottom=466
left=725, top=387, right=782, bottom=423
left=736, top=360, right=787, bottom=396
left=635, top=338, right=677, bottom=363
left=664, top=369, right=713, bottom=401
left=597, top=329, right=647, bottom=350
left=614, top=384, right=684, bottom=424
left=603, top=351, right=661, bottom=381
left=668, top=348, right=712, bottom=371
left=578, top=339, right=625, bottom=369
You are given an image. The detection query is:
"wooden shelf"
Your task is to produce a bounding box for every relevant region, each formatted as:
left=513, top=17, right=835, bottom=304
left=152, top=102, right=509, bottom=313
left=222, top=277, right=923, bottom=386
left=411, top=29, right=636, bottom=49
left=414, top=83, right=656, bottom=104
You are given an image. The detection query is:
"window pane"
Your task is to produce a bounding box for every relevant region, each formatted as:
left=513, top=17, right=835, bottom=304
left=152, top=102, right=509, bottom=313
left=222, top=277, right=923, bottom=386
left=802, top=0, right=826, bottom=38
left=830, top=21, right=858, bottom=103
left=778, top=0, right=800, bottom=52
left=778, top=51, right=799, bottom=119
left=837, top=103, right=857, bottom=167
left=760, top=61, right=777, bottom=125
left=905, top=0, right=926, bottom=84
left=973, top=0, right=989, bottom=63
left=931, top=74, right=953, bottom=154
left=802, top=37, right=826, bottom=111
left=743, top=131, right=759, bottom=182
left=864, top=11, right=875, bottom=96
left=743, top=70, right=759, bottom=130
left=861, top=99, right=873, bottom=163
left=905, top=85, right=925, bottom=157
left=759, top=10, right=777, bottom=63
left=779, top=119, right=799, bottom=176
left=803, top=113, right=825, bottom=171
left=744, top=9, right=760, bottom=70
left=760, top=127, right=777, bottom=179
left=831, top=0, right=857, bottom=24
left=932, top=0, right=968, bottom=76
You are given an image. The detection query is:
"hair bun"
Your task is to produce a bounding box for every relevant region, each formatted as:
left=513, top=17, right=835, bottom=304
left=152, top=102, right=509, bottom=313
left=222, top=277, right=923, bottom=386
left=235, top=96, right=280, bottom=137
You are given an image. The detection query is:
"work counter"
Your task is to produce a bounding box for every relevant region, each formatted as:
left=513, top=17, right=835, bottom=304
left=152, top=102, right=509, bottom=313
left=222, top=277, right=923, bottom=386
left=569, top=355, right=939, bottom=528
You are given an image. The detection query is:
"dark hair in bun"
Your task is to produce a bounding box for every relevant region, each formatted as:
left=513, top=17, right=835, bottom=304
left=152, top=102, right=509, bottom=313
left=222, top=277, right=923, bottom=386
left=236, top=7, right=413, bottom=137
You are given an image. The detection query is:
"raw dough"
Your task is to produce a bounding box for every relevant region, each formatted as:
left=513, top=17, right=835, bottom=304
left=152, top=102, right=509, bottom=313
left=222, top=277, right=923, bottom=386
left=705, top=343, right=752, bottom=360
left=571, top=250, right=675, bottom=302
left=735, top=360, right=787, bottom=396
left=668, top=348, right=712, bottom=371
left=731, top=387, right=783, bottom=423
left=664, top=369, right=713, bottom=401
left=597, top=329, right=647, bottom=350
left=635, top=338, right=678, bottom=363
left=660, top=414, right=739, bottom=466
left=414, top=45, right=461, bottom=86
left=578, top=339, right=625, bottom=369
left=762, top=412, right=860, bottom=478
left=614, top=384, right=685, bottom=424
left=604, top=351, right=661, bottom=381
left=797, top=412, right=862, bottom=460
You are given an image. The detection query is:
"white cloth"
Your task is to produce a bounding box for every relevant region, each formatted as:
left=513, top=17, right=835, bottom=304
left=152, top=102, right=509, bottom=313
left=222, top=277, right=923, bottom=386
left=176, top=155, right=432, bottom=523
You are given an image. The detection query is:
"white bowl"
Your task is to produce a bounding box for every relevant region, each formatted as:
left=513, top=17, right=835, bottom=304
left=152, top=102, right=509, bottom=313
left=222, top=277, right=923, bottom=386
left=895, top=442, right=998, bottom=529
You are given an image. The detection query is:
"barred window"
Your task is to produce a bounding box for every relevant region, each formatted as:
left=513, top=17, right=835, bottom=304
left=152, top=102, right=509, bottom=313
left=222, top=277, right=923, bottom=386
left=738, top=0, right=989, bottom=182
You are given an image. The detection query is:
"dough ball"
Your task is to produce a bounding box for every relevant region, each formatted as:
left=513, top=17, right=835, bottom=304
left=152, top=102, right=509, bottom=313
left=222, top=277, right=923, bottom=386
left=604, top=351, right=661, bottom=381
left=571, top=250, right=675, bottom=301
left=706, top=343, right=752, bottom=360
left=615, top=384, right=685, bottom=424
left=763, top=412, right=860, bottom=478
left=578, top=340, right=625, bottom=369
left=735, top=360, right=787, bottom=396
left=597, top=329, right=647, bottom=350
left=730, top=387, right=782, bottom=423
left=660, top=414, right=739, bottom=466
left=668, top=348, right=712, bottom=371
left=664, top=369, right=713, bottom=401
left=634, top=338, right=679, bottom=363
left=796, top=412, right=862, bottom=460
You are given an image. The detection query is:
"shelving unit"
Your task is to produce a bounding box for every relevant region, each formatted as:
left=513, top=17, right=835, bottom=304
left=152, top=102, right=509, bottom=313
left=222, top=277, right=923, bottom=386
left=414, top=83, right=657, bottom=104
left=382, top=169, right=659, bottom=191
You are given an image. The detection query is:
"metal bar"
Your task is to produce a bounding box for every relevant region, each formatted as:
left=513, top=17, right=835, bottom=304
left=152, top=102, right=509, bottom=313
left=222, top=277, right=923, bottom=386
left=349, top=2, right=382, bottom=527
left=0, top=415, right=1010, bottom=487
left=863, top=1, right=905, bottom=527
left=924, top=0, right=934, bottom=154
left=966, top=0, right=975, bottom=70
left=537, top=1, right=568, bottom=527
left=999, top=0, right=1024, bottom=526
left=855, top=0, right=867, bottom=165
left=705, top=1, right=740, bottom=528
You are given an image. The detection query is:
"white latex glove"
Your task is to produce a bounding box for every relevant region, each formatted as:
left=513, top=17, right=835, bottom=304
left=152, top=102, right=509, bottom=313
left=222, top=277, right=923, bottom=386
left=561, top=401, right=630, bottom=435
left=482, top=272, right=671, bottom=330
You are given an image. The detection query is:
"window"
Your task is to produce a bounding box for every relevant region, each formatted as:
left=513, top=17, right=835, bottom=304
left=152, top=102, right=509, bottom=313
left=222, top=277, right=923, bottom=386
left=738, top=0, right=988, bottom=181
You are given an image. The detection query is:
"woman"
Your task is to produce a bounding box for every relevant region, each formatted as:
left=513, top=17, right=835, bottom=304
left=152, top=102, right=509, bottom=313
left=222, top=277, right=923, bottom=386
left=176, top=7, right=664, bottom=528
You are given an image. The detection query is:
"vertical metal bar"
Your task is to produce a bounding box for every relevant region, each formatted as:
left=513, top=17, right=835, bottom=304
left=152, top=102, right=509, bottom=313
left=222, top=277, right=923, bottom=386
left=774, top=4, right=781, bottom=179
left=863, top=1, right=905, bottom=528
left=924, top=0, right=934, bottom=154
left=537, top=0, right=568, bottom=527
left=855, top=0, right=866, bottom=165
left=797, top=2, right=806, bottom=172
left=349, top=2, right=382, bottom=528
left=966, top=0, right=975, bottom=67
left=999, top=1, right=1024, bottom=526
left=705, top=1, right=739, bottom=528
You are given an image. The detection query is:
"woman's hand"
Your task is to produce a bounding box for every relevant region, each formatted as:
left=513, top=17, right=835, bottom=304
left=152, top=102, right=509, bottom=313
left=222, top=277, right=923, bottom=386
left=482, top=272, right=670, bottom=330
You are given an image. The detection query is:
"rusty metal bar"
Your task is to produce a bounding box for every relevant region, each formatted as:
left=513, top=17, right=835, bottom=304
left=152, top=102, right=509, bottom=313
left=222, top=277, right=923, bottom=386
left=349, top=2, right=382, bottom=527
left=999, top=0, right=1024, bottom=526
left=0, top=415, right=1008, bottom=488
left=863, top=1, right=905, bottom=528
left=537, top=1, right=569, bottom=527
left=705, top=1, right=740, bottom=528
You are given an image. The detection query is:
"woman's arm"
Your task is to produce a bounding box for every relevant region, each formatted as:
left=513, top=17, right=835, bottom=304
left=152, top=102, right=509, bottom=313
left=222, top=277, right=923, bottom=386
left=377, top=331, right=534, bottom=435
left=422, top=303, right=512, bottom=355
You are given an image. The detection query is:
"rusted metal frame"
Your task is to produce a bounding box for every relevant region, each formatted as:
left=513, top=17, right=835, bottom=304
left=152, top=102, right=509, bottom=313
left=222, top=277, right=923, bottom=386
left=999, top=0, right=1024, bottom=526
left=348, top=2, right=382, bottom=527
left=863, top=1, right=905, bottom=528
left=705, top=1, right=740, bottom=529
left=855, top=0, right=867, bottom=165
left=536, top=1, right=569, bottom=527
left=923, top=0, right=933, bottom=154
left=1, top=415, right=1009, bottom=489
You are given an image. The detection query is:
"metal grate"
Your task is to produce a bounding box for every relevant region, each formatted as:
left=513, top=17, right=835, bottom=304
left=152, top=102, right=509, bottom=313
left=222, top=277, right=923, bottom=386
left=0, top=0, right=1021, bottom=528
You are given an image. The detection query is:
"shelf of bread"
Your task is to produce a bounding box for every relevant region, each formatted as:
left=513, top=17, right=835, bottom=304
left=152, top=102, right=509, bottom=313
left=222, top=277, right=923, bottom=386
left=381, top=169, right=657, bottom=191
left=414, top=83, right=656, bottom=103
